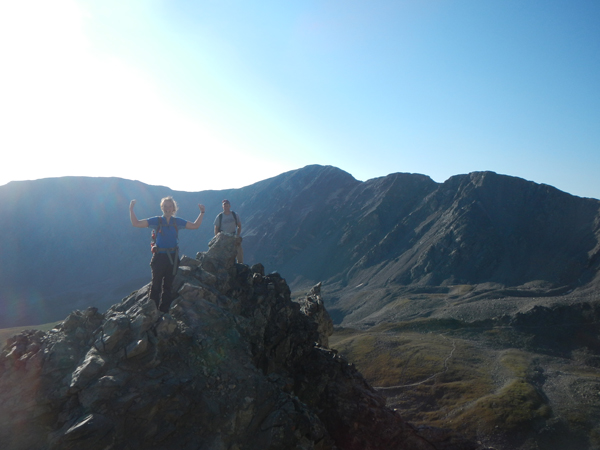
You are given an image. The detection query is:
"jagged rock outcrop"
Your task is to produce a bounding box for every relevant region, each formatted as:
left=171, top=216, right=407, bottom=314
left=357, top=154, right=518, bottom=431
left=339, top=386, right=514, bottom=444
left=0, top=234, right=487, bottom=450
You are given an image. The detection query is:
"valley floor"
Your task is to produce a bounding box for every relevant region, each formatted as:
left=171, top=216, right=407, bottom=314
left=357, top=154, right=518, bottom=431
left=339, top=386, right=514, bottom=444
left=330, top=320, right=600, bottom=450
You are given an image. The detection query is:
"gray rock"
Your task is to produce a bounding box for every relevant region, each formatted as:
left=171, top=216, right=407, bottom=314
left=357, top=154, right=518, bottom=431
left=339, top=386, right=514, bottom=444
left=69, top=349, right=105, bottom=391
left=0, top=233, right=488, bottom=450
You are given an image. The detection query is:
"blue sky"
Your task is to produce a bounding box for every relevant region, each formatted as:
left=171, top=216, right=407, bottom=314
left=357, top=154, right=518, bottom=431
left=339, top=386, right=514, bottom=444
left=1, top=0, right=599, bottom=198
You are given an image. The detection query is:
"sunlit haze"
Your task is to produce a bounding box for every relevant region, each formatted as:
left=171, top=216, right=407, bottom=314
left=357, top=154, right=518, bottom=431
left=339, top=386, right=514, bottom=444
left=1, top=0, right=599, bottom=198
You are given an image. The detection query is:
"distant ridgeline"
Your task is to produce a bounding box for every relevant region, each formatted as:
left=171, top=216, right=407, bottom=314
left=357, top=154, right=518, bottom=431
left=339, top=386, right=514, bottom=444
left=1, top=166, right=599, bottom=327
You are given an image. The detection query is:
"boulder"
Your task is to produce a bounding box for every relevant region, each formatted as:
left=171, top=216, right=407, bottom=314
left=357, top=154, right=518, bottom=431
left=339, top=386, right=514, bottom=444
left=0, top=233, right=488, bottom=450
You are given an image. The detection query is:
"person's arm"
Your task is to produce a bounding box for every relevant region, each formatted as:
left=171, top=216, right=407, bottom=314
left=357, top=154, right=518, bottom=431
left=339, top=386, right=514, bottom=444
left=186, top=204, right=206, bottom=230
left=214, top=225, right=219, bottom=236
left=236, top=217, right=242, bottom=237
left=129, top=200, right=149, bottom=228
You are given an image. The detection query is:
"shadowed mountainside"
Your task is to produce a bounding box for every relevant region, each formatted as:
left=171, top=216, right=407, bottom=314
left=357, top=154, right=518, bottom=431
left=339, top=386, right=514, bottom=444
left=1, top=165, right=600, bottom=327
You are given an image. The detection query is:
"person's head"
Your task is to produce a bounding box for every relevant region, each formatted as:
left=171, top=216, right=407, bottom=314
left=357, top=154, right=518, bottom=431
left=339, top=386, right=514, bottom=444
left=161, top=196, right=178, bottom=216
left=222, top=199, right=231, bottom=213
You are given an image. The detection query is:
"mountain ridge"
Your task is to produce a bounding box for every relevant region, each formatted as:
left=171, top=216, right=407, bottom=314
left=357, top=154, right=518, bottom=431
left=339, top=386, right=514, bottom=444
left=3, top=166, right=600, bottom=449
left=1, top=165, right=599, bottom=328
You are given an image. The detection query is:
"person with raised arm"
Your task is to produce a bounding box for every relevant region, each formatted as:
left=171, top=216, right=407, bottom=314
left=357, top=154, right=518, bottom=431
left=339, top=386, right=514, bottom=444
left=130, top=196, right=206, bottom=312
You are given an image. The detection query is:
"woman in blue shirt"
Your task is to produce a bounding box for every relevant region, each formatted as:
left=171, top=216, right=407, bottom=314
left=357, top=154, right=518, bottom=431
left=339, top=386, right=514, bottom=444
left=130, top=196, right=205, bottom=312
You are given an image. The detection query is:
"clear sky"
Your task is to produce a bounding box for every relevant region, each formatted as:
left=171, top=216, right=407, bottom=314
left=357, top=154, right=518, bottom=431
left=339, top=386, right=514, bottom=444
left=1, top=0, right=599, bottom=198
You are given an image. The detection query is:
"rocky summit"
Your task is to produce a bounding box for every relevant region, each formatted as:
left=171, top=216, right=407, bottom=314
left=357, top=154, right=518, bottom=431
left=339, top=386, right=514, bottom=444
left=0, top=234, right=488, bottom=450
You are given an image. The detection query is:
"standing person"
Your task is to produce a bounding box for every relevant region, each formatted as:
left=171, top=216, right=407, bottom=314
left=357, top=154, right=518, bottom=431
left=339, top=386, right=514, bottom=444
left=214, top=199, right=243, bottom=264
left=130, top=197, right=206, bottom=313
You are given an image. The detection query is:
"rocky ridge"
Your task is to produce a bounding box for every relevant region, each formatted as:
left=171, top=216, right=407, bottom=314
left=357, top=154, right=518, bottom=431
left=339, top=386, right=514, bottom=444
left=0, top=234, right=488, bottom=450
left=2, top=166, right=600, bottom=328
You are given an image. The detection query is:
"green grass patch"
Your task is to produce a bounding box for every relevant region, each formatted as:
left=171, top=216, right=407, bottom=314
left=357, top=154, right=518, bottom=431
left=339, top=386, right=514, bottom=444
left=371, top=317, right=492, bottom=335
left=449, top=285, right=474, bottom=296
left=329, top=326, right=557, bottom=442
left=499, top=349, right=531, bottom=378
left=330, top=328, right=496, bottom=422
left=455, top=380, right=551, bottom=435
left=332, top=331, right=453, bottom=387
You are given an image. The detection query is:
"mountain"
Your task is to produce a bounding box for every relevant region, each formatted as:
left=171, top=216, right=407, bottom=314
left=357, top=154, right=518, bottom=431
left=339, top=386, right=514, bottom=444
left=0, top=234, right=487, bottom=450
left=3, top=166, right=600, bottom=449
left=1, top=166, right=599, bottom=328
left=323, top=170, right=600, bottom=326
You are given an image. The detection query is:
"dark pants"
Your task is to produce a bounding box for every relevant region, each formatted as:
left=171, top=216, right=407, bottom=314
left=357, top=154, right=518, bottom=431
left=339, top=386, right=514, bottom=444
left=150, top=252, right=178, bottom=313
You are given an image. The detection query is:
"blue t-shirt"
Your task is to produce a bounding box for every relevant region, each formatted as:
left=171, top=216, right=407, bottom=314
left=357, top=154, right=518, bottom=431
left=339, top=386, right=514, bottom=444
left=147, top=216, right=188, bottom=249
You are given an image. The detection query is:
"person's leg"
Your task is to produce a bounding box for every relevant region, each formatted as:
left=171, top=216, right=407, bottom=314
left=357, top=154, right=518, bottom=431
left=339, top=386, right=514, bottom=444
left=150, top=254, right=169, bottom=310
left=159, top=254, right=178, bottom=313
left=149, top=255, right=163, bottom=308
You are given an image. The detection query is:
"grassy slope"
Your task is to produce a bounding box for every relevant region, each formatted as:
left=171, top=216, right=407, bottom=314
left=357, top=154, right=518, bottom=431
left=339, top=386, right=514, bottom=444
left=330, top=319, right=600, bottom=450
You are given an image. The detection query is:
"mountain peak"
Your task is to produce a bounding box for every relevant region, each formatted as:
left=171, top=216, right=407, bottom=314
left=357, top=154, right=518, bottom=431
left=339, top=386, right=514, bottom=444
left=0, top=233, right=486, bottom=450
